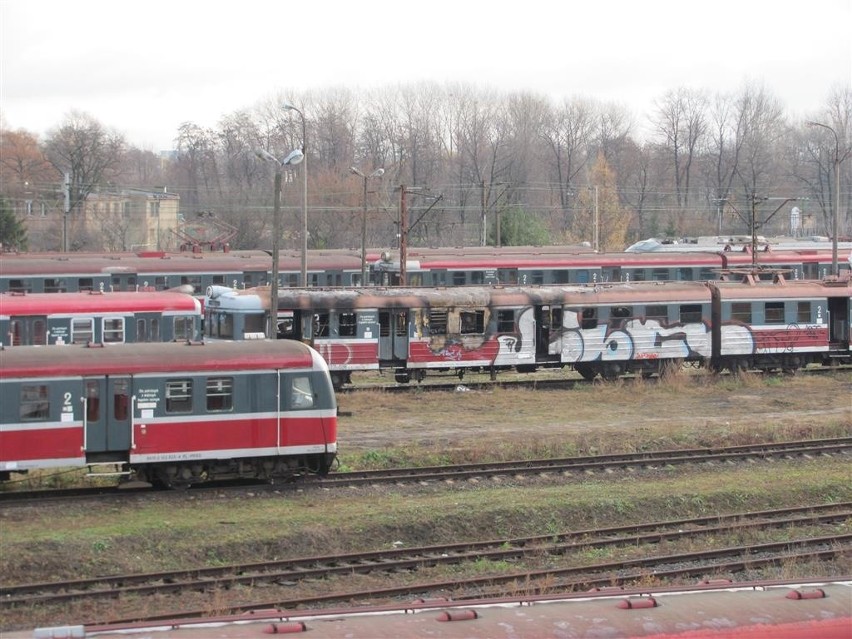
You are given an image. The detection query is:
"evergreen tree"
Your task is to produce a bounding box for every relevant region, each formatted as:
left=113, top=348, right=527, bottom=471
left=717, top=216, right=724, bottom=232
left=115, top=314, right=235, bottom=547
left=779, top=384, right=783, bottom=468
left=0, top=196, right=28, bottom=251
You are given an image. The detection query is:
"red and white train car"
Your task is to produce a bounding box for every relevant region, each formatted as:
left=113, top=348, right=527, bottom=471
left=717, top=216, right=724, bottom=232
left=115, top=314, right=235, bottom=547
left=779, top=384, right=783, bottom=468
left=0, top=289, right=202, bottom=346
left=0, top=340, right=338, bottom=485
left=205, top=276, right=851, bottom=388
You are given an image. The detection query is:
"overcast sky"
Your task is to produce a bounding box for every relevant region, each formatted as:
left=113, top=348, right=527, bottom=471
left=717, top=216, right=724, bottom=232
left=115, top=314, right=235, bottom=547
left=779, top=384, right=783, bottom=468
left=2, top=0, right=850, bottom=151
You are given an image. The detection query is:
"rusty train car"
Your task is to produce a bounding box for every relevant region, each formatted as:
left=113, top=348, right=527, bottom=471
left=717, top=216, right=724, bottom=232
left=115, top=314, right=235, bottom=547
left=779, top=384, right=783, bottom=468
left=204, top=276, right=852, bottom=388
left=0, top=340, right=338, bottom=485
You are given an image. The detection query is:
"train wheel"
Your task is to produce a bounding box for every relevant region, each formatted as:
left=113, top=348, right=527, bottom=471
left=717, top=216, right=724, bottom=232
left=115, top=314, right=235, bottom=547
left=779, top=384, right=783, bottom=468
left=728, top=359, right=748, bottom=376
left=395, top=370, right=411, bottom=384
left=601, top=363, right=622, bottom=381
left=575, top=363, right=596, bottom=381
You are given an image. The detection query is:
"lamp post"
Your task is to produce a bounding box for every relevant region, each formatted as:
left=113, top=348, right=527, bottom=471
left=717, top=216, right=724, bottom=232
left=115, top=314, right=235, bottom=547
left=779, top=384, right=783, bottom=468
left=254, top=147, right=304, bottom=337
left=806, top=120, right=841, bottom=277
left=284, top=103, right=308, bottom=286
left=350, top=167, right=385, bottom=285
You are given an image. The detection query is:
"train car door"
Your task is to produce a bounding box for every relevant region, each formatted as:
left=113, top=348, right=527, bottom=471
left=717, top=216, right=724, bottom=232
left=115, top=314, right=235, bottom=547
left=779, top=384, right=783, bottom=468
left=8, top=316, right=48, bottom=345
left=827, top=295, right=849, bottom=347
left=83, top=376, right=132, bottom=456
left=534, top=305, right=562, bottom=358
left=378, top=310, right=409, bottom=362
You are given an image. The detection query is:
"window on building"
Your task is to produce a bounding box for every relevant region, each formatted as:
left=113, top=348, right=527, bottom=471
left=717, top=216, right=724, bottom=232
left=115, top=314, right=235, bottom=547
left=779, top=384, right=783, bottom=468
left=206, top=377, right=233, bottom=411
left=102, top=318, right=125, bottom=343
left=20, top=384, right=49, bottom=420
left=765, top=302, right=785, bottom=324
left=731, top=302, right=752, bottom=324
left=166, top=379, right=193, bottom=413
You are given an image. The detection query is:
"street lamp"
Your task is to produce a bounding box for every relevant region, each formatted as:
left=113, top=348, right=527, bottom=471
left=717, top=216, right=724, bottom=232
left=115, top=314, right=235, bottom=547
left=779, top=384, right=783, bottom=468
left=806, top=120, right=841, bottom=277
left=350, top=167, right=385, bottom=285
left=254, top=147, right=304, bottom=337
left=284, top=103, right=308, bottom=286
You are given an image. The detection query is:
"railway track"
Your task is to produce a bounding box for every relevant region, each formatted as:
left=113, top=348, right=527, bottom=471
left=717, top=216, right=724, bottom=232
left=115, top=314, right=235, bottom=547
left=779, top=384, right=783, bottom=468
left=2, top=437, right=850, bottom=505
left=4, top=502, right=848, bottom=624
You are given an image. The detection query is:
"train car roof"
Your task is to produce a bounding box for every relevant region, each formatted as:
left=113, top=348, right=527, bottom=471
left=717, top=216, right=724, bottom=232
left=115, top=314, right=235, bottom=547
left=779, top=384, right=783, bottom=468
left=712, top=277, right=852, bottom=300
left=0, top=290, right=202, bottom=315
left=0, top=340, right=317, bottom=378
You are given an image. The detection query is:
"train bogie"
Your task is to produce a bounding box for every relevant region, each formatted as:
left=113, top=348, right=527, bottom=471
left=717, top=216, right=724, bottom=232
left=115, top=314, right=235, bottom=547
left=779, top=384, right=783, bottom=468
left=0, top=340, right=338, bottom=486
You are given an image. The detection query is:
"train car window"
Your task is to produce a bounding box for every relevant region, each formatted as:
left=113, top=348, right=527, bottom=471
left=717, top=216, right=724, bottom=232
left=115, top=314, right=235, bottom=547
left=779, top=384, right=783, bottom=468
left=290, top=375, right=315, bottom=409
left=284, top=274, right=299, bottom=287
left=277, top=316, right=296, bottom=339
left=314, top=313, right=330, bottom=337
left=114, top=379, right=129, bottom=420
left=44, top=278, right=66, bottom=293
left=154, top=276, right=168, bottom=290
left=471, top=271, right=485, bottom=285
left=150, top=318, right=160, bottom=341
left=85, top=381, right=100, bottom=422
left=20, top=384, right=50, bottom=420
left=71, top=318, right=94, bottom=344
left=9, top=278, right=31, bottom=293
left=631, top=269, right=647, bottom=282
left=599, top=268, right=617, bottom=283
left=679, top=304, right=702, bottom=323
left=136, top=319, right=147, bottom=342
left=339, top=312, right=357, bottom=337
left=699, top=268, right=716, bottom=280
left=677, top=268, right=694, bottom=281
left=206, top=377, right=233, bottom=411
left=102, top=318, right=125, bottom=343
left=497, top=309, right=515, bottom=332
left=460, top=310, right=485, bottom=334
left=244, top=313, right=265, bottom=336
left=395, top=311, right=407, bottom=337
left=610, top=306, right=632, bottom=319
left=581, top=307, right=597, bottom=329
left=731, top=302, right=752, bottom=324
left=531, top=271, right=544, bottom=285
left=497, top=268, right=518, bottom=285
left=9, top=320, right=22, bottom=346
left=765, top=302, right=785, bottom=324
left=645, top=305, right=668, bottom=324
left=452, top=272, right=467, bottom=286
left=212, top=274, right=226, bottom=286
left=219, top=313, right=235, bottom=339
left=408, top=273, right=424, bottom=286
left=180, top=275, right=202, bottom=292
left=78, top=277, right=95, bottom=292
left=429, top=309, right=448, bottom=334
left=797, top=302, right=811, bottom=323
left=554, top=270, right=571, bottom=284
left=165, top=379, right=193, bottom=413
left=651, top=269, right=669, bottom=281
left=32, top=319, right=47, bottom=345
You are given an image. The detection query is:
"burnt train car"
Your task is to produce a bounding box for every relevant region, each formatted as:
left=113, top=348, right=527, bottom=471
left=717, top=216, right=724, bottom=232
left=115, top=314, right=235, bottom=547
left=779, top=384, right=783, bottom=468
left=0, top=340, right=338, bottom=485
left=205, top=276, right=851, bottom=388
left=0, top=289, right=202, bottom=346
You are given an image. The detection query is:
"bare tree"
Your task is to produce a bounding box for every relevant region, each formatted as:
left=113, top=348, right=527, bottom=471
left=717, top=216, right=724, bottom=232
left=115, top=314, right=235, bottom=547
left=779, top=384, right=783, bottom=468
left=43, top=111, right=126, bottom=250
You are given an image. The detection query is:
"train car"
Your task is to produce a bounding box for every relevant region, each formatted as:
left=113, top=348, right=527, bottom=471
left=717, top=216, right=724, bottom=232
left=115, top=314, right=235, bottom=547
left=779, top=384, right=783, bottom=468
left=14, top=580, right=851, bottom=639
left=0, top=248, right=373, bottom=294
left=373, top=244, right=852, bottom=286
left=0, top=289, right=202, bottom=346
left=0, top=340, right=338, bottom=485
left=205, top=276, right=851, bottom=388
left=3, top=242, right=848, bottom=297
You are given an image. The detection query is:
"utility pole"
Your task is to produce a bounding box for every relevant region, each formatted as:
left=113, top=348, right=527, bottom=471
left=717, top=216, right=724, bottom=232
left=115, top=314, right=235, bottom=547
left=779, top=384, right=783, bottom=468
left=399, top=186, right=408, bottom=286
left=63, top=173, right=70, bottom=252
